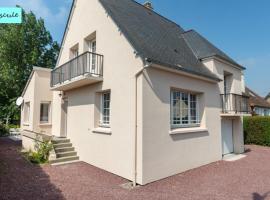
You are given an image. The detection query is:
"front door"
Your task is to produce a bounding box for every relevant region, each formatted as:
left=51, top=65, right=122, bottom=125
left=61, top=100, right=68, bottom=138
left=222, top=119, right=234, bottom=155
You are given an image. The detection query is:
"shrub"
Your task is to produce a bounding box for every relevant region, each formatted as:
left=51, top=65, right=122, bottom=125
left=0, top=123, right=9, bottom=137
left=8, top=124, right=19, bottom=129
left=244, top=116, right=270, bottom=146
left=27, top=140, right=53, bottom=164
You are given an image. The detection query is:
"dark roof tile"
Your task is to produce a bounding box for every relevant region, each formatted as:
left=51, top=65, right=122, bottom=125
left=99, top=0, right=241, bottom=81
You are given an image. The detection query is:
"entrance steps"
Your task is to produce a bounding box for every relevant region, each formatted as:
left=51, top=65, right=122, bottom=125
left=50, top=137, right=79, bottom=165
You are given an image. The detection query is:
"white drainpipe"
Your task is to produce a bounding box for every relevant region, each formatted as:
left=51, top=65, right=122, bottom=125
left=133, top=60, right=151, bottom=187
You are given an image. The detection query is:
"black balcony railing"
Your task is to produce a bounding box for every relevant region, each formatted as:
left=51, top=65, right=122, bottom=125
left=51, top=51, right=103, bottom=87
left=221, top=93, right=249, bottom=114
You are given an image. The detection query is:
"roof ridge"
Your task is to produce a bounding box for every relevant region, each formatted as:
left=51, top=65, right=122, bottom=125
left=130, top=0, right=184, bottom=30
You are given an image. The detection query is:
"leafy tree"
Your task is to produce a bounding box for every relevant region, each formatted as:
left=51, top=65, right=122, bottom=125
left=0, top=7, right=59, bottom=124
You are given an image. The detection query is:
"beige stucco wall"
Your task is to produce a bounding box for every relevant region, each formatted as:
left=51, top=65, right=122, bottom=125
left=52, top=0, right=144, bottom=183
left=141, top=67, right=222, bottom=184
left=21, top=72, right=36, bottom=131
left=49, top=0, right=245, bottom=185
left=21, top=68, right=52, bottom=136
left=203, top=58, right=245, bottom=95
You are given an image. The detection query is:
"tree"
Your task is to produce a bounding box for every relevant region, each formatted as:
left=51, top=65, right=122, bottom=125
left=0, top=7, right=60, bottom=124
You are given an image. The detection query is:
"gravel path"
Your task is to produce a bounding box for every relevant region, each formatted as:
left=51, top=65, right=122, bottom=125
left=0, top=137, right=270, bottom=200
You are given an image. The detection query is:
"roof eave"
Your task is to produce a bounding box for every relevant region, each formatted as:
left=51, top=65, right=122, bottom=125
left=201, top=55, right=245, bottom=70
left=147, top=59, right=221, bottom=83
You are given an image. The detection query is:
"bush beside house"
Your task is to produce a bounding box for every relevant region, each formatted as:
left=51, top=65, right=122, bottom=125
left=244, top=116, right=270, bottom=146
left=0, top=123, right=9, bottom=137
left=27, top=141, right=53, bottom=164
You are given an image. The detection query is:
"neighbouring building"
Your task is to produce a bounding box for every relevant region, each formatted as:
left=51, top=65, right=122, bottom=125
left=245, top=87, right=270, bottom=116
left=20, top=0, right=249, bottom=185
left=265, top=93, right=270, bottom=104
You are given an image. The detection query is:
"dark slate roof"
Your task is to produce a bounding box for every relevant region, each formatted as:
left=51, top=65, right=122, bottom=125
left=245, top=87, right=270, bottom=108
left=99, top=0, right=242, bottom=81
left=182, top=30, right=245, bottom=69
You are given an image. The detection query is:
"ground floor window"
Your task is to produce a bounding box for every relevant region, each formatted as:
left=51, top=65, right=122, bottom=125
left=24, top=102, right=30, bottom=123
left=100, top=92, right=110, bottom=126
left=171, top=90, right=200, bottom=127
left=40, top=102, right=51, bottom=123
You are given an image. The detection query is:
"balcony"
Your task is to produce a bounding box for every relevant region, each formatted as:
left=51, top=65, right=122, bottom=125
left=51, top=51, right=104, bottom=91
left=220, top=93, right=249, bottom=116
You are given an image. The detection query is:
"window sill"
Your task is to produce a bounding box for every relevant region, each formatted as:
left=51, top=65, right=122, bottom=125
left=92, top=127, right=112, bottom=135
left=39, top=123, right=52, bottom=126
left=169, top=127, right=208, bottom=135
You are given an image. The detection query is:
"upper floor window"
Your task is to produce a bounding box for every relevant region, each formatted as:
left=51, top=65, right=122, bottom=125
left=88, top=39, right=97, bottom=73
left=24, top=102, right=30, bottom=123
left=70, top=43, right=79, bottom=59
left=171, top=90, right=199, bottom=128
left=71, top=49, right=78, bottom=58
left=40, top=102, right=51, bottom=124
left=100, top=91, right=111, bottom=127
left=223, top=72, right=232, bottom=94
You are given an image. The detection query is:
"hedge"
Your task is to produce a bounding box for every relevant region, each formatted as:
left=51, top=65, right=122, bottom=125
left=244, top=116, right=270, bottom=146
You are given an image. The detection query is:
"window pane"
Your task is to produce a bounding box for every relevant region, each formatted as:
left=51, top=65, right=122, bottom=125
left=101, top=92, right=111, bottom=125
left=24, top=102, right=30, bottom=123
left=40, top=103, right=50, bottom=123
left=171, top=91, right=199, bottom=126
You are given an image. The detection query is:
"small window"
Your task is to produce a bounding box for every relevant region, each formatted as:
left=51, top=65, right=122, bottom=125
left=171, top=90, right=200, bottom=128
left=40, top=102, right=51, bottom=124
left=24, top=102, right=30, bottom=123
left=100, top=92, right=111, bottom=126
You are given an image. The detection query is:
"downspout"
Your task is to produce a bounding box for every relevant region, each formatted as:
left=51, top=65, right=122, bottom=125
left=133, top=58, right=152, bottom=187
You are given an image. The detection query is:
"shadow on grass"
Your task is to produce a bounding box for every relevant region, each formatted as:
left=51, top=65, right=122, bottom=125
left=0, top=137, right=65, bottom=200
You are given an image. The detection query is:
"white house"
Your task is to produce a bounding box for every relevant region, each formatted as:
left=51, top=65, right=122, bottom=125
left=20, top=0, right=249, bottom=185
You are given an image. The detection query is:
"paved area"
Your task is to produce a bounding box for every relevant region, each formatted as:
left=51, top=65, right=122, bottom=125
left=1, top=137, right=270, bottom=200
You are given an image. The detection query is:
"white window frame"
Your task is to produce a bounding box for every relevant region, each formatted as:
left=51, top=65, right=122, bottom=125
left=100, top=91, right=111, bottom=127
left=170, top=90, right=200, bottom=128
left=88, top=39, right=96, bottom=73
left=40, top=102, right=51, bottom=124
left=71, top=48, right=78, bottom=59
left=24, top=102, right=30, bottom=123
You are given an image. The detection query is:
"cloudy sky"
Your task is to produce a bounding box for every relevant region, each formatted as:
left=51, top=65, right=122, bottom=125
left=0, top=0, right=270, bottom=96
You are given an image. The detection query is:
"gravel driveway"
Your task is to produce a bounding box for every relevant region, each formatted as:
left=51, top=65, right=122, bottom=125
left=0, top=137, right=270, bottom=200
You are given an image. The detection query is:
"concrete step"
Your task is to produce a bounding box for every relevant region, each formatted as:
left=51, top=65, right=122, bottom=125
left=52, top=139, right=70, bottom=144
left=56, top=151, right=77, bottom=158
left=50, top=156, right=79, bottom=164
left=55, top=147, right=75, bottom=153
left=53, top=143, right=72, bottom=148
left=51, top=160, right=81, bottom=166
